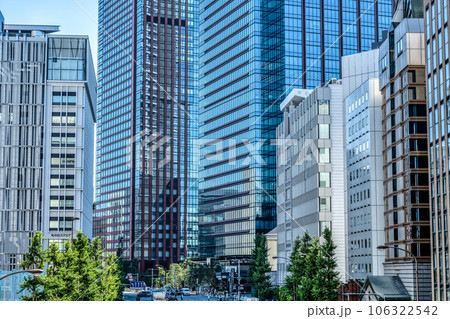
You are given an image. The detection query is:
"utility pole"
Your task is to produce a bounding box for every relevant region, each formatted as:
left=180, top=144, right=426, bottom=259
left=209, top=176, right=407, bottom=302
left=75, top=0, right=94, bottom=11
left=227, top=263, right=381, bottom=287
left=151, top=269, right=154, bottom=289
left=174, top=267, right=177, bottom=290
left=237, top=260, right=241, bottom=301
left=229, top=268, right=234, bottom=296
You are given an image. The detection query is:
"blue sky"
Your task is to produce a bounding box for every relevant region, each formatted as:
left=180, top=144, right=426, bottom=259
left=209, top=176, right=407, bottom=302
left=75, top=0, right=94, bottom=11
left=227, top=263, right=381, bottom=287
left=1, top=0, right=98, bottom=70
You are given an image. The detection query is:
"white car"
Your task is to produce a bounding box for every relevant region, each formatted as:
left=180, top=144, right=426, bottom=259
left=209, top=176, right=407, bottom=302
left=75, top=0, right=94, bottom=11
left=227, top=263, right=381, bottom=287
left=181, top=288, right=191, bottom=296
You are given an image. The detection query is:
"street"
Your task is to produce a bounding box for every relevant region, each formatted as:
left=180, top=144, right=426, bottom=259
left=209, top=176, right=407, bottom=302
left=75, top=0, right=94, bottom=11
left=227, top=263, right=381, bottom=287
left=123, top=292, right=219, bottom=301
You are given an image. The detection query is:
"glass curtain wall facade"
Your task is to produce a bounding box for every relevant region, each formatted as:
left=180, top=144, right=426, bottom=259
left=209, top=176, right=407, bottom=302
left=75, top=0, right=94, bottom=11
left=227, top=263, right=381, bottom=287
left=424, top=0, right=450, bottom=301
left=198, top=1, right=391, bottom=258
left=95, top=0, right=198, bottom=271
left=294, top=0, right=391, bottom=88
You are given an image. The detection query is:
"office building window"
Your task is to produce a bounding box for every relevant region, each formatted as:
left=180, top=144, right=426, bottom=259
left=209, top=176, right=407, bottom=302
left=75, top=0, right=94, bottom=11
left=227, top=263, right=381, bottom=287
left=319, top=172, right=331, bottom=188
left=52, top=92, right=77, bottom=105
left=319, top=100, right=330, bottom=115
left=50, top=195, right=75, bottom=210
left=49, top=217, right=74, bottom=232
left=319, top=124, right=330, bottom=139
left=319, top=197, right=331, bottom=212
left=51, top=133, right=76, bottom=147
left=52, top=112, right=76, bottom=126
left=319, top=221, right=331, bottom=235
left=319, top=148, right=330, bottom=163
left=51, top=153, right=76, bottom=168
left=50, top=175, right=75, bottom=188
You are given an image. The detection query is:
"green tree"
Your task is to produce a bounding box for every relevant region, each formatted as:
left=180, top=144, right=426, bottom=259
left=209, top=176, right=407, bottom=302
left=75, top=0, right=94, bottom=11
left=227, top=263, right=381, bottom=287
left=115, top=247, right=126, bottom=300
left=43, top=242, right=64, bottom=300
left=19, top=232, right=46, bottom=301
left=311, top=227, right=341, bottom=301
left=282, top=232, right=312, bottom=301
left=248, top=234, right=273, bottom=300
left=297, top=237, right=320, bottom=301
left=280, top=229, right=341, bottom=301
left=73, top=232, right=99, bottom=300
left=19, top=232, right=123, bottom=301
left=99, top=253, right=120, bottom=301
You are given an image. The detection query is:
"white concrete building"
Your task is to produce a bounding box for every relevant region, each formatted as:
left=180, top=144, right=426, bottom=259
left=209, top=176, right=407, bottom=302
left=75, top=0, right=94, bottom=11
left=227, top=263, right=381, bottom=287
left=0, top=19, right=96, bottom=270
left=276, top=80, right=347, bottom=285
left=342, top=50, right=386, bottom=281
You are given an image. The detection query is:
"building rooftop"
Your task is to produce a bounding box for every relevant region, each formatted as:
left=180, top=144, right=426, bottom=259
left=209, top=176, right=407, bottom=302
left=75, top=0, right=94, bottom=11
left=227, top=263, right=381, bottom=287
left=280, top=89, right=312, bottom=112
left=4, top=24, right=60, bottom=35
left=363, top=276, right=411, bottom=301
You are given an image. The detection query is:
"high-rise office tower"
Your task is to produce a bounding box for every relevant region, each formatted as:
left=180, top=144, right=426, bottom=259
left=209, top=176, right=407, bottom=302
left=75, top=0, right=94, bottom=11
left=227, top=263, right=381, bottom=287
left=0, top=15, right=96, bottom=271
left=377, top=1, right=432, bottom=300
left=424, top=0, right=450, bottom=301
left=276, top=82, right=347, bottom=285
left=198, top=1, right=391, bottom=259
left=95, top=1, right=199, bottom=271
left=342, top=49, right=385, bottom=281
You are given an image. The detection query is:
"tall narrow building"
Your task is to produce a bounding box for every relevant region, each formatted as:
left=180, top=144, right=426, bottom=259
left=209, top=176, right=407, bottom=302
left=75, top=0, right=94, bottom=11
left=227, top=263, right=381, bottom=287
left=198, top=1, right=391, bottom=259
left=377, top=1, right=432, bottom=300
left=0, top=14, right=96, bottom=270
left=424, top=0, right=450, bottom=301
left=342, top=49, right=386, bottom=281
left=276, top=82, right=348, bottom=284
left=94, top=1, right=199, bottom=271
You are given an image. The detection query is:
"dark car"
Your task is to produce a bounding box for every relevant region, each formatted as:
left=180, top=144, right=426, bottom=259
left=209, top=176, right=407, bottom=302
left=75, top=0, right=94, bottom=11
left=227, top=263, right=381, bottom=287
left=165, top=294, right=178, bottom=301
left=136, top=291, right=153, bottom=301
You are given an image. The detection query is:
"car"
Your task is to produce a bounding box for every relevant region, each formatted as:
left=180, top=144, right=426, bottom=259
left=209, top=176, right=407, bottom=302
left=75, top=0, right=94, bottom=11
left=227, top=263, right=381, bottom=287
left=181, top=288, right=191, bottom=296
left=136, top=290, right=153, bottom=301
left=164, top=285, right=173, bottom=295
left=165, top=294, right=178, bottom=301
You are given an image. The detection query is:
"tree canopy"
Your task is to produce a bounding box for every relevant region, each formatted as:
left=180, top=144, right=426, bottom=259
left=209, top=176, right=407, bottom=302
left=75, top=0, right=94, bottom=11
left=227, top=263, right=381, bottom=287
left=19, top=231, right=123, bottom=301
left=248, top=234, right=273, bottom=300
left=279, top=228, right=341, bottom=301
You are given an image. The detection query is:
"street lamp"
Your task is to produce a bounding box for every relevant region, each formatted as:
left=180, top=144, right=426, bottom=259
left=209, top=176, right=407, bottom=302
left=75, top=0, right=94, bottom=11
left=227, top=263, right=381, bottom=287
left=377, top=245, right=419, bottom=301
left=0, top=269, right=44, bottom=282
left=71, top=217, right=80, bottom=241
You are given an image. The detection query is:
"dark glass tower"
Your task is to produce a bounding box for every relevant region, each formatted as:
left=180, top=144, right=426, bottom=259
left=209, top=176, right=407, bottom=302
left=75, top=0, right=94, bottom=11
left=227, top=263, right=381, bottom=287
left=198, top=0, right=391, bottom=259
left=95, top=0, right=198, bottom=271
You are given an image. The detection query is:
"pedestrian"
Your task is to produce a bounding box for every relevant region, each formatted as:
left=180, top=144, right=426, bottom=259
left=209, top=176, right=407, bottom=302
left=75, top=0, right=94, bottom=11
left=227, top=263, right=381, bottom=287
left=208, top=294, right=211, bottom=301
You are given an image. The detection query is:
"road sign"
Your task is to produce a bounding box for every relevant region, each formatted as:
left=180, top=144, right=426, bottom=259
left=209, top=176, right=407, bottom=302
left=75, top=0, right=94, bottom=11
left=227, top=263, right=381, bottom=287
left=130, top=281, right=145, bottom=289
left=129, top=275, right=134, bottom=281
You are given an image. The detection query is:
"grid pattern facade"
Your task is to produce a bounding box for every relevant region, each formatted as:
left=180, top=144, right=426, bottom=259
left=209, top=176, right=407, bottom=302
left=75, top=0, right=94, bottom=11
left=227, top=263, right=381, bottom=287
left=95, top=0, right=198, bottom=271
left=0, top=33, right=46, bottom=271
left=0, top=24, right=96, bottom=271
left=42, top=36, right=96, bottom=248
left=198, top=0, right=391, bottom=259
left=378, top=17, right=432, bottom=300
left=346, top=78, right=385, bottom=280
left=276, top=84, right=347, bottom=285
left=424, top=0, right=450, bottom=301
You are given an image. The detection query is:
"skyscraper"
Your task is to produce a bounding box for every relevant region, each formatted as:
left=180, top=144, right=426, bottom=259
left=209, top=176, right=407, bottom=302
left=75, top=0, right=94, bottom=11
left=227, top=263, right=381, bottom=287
left=342, top=49, right=385, bottom=281
left=94, top=1, right=199, bottom=271
left=377, top=2, right=432, bottom=300
left=276, top=82, right=348, bottom=285
left=198, top=1, right=391, bottom=259
left=0, top=15, right=96, bottom=270
left=424, top=0, right=450, bottom=301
